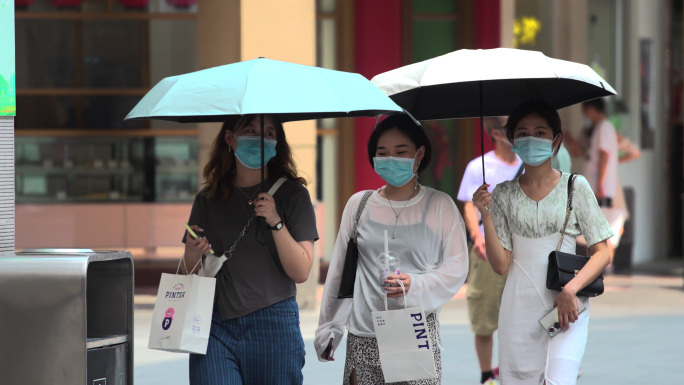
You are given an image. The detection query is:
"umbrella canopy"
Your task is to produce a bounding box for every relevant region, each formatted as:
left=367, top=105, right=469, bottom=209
left=371, top=48, right=617, bottom=185
left=370, top=48, right=616, bottom=120
left=126, top=57, right=403, bottom=123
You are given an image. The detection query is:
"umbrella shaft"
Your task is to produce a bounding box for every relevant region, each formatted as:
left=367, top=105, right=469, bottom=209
left=479, top=82, right=486, bottom=185
left=261, top=114, right=265, bottom=185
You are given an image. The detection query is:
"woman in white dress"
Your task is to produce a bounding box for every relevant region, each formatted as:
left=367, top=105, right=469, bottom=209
left=473, top=101, right=613, bottom=385
left=315, top=114, right=469, bottom=384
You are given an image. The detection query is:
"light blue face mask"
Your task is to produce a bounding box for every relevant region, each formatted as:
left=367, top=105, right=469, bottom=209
left=511, top=136, right=556, bottom=166
left=234, top=136, right=277, bottom=169
left=373, top=154, right=418, bottom=187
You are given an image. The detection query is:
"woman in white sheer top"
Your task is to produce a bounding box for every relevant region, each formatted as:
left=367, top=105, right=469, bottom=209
left=315, top=114, right=469, bottom=385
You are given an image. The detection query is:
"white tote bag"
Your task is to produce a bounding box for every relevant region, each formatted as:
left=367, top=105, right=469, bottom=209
left=148, top=257, right=216, bottom=354
left=371, top=280, right=438, bottom=383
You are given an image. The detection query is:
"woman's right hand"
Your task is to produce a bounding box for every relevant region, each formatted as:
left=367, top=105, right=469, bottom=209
left=185, top=225, right=212, bottom=255
left=472, top=184, right=492, bottom=217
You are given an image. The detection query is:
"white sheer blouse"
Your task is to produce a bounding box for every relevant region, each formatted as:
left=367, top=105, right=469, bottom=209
left=314, top=186, right=469, bottom=360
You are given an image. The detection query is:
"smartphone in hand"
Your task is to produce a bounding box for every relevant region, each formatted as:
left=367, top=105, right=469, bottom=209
left=539, top=300, right=586, bottom=337
left=184, top=222, right=214, bottom=254
left=322, top=337, right=335, bottom=361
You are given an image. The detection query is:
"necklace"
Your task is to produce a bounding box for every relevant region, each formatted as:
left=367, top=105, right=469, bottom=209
left=235, top=183, right=262, bottom=205
left=384, top=182, right=420, bottom=239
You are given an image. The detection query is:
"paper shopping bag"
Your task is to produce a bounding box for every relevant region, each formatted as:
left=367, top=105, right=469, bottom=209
left=372, top=303, right=437, bottom=382
left=148, top=273, right=216, bottom=354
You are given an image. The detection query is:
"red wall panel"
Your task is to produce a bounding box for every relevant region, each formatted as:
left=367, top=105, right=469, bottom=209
left=473, top=0, right=501, bottom=156
left=353, top=0, right=403, bottom=191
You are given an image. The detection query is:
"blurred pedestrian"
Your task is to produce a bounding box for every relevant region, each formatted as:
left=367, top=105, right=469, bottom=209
left=551, top=143, right=572, bottom=173
left=315, top=114, right=468, bottom=385
left=580, top=98, right=620, bottom=260
left=565, top=105, right=641, bottom=263
left=456, top=116, right=522, bottom=385
left=473, top=101, right=612, bottom=384
left=183, top=114, right=318, bottom=385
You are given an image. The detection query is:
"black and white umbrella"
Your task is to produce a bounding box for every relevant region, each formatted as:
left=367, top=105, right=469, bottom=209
left=371, top=48, right=617, bottom=182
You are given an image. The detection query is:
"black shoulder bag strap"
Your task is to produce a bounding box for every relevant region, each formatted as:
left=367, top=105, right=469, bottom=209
left=556, top=173, right=584, bottom=254
left=336, top=190, right=373, bottom=299
left=514, top=162, right=525, bottom=179
left=352, top=190, right=374, bottom=241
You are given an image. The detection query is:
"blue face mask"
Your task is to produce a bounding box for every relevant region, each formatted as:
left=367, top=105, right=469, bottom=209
left=511, top=136, right=556, bottom=166
left=234, top=136, right=277, bottom=169
left=373, top=154, right=418, bottom=187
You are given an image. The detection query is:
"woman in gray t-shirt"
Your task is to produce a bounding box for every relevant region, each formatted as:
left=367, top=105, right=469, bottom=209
left=183, top=114, right=318, bottom=385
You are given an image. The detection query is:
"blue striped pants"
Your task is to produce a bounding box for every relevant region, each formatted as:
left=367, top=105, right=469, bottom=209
left=189, top=297, right=305, bottom=385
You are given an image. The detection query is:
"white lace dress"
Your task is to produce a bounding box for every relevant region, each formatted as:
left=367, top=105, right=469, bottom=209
left=491, top=172, right=613, bottom=385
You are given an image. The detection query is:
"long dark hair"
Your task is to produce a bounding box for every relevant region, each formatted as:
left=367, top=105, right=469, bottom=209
left=203, top=114, right=306, bottom=202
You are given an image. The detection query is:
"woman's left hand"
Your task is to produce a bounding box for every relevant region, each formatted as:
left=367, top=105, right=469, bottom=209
left=385, top=273, right=411, bottom=298
left=255, top=192, right=281, bottom=227
left=553, top=288, right=579, bottom=331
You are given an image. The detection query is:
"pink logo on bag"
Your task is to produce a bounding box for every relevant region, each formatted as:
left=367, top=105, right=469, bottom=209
left=173, top=283, right=184, bottom=290
left=162, top=307, right=175, bottom=330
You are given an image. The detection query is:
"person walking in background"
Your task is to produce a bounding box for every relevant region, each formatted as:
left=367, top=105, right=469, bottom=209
left=456, top=116, right=522, bottom=385
left=565, top=100, right=641, bottom=265
left=580, top=98, right=620, bottom=259
left=551, top=143, right=572, bottom=173
left=315, top=114, right=468, bottom=385
left=183, top=114, right=318, bottom=385
left=473, top=101, right=612, bottom=384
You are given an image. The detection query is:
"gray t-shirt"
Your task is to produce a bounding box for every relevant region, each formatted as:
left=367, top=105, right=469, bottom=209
left=184, top=177, right=318, bottom=320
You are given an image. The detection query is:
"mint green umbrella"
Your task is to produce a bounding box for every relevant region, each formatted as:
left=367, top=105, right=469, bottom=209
left=125, top=57, right=402, bottom=123
left=125, top=58, right=403, bottom=183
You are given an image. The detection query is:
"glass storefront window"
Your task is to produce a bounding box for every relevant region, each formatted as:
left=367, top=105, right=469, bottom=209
left=82, top=96, right=146, bottom=129
left=16, top=0, right=197, bottom=14
left=81, top=20, right=144, bottom=88
left=15, top=4, right=197, bottom=130
left=15, top=95, right=76, bottom=129
left=15, top=135, right=198, bottom=203
left=15, top=19, right=76, bottom=89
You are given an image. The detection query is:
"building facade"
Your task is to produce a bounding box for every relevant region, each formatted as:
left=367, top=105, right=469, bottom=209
left=12, top=0, right=681, bottom=286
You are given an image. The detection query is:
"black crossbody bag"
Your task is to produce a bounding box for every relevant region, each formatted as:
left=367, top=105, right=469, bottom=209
left=546, top=174, right=604, bottom=297
left=337, top=190, right=373, bottom=299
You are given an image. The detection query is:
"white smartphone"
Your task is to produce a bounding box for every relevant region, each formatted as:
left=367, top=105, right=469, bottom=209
left=539, top=300, right=587, bottom=337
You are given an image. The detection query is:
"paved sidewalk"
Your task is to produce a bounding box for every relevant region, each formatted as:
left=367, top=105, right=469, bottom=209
left=134, top=275, right=684, bottom=385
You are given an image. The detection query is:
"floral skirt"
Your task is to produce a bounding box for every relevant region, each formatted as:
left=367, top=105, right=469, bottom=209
left=343, top=313, right=441, bottom=385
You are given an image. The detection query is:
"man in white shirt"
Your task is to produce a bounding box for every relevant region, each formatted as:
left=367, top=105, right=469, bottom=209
left=582, top=98, right=619, bottom=205
left=582, top=98, right=621, bottom=259
left=457, top=117, right=522, bottom=385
